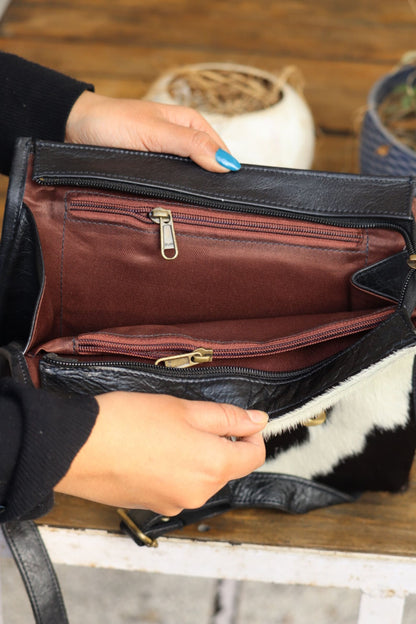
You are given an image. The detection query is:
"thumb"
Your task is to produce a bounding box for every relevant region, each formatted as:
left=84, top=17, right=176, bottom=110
left=184, top=400, right=269, bottom=438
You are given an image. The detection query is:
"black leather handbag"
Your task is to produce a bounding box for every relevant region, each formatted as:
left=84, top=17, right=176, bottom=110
left=1, top=137, right=416, bottom=622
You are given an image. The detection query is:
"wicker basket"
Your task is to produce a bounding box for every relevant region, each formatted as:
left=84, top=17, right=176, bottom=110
left=360, top=65, right=416, bottom=176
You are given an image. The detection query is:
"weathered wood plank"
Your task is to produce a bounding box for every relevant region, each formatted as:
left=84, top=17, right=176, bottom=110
left=41, top=463, right=416, bottom=558
left=1, top=1, right=415, bottom=63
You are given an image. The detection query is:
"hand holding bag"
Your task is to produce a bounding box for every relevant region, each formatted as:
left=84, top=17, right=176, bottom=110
left=1, top=138, right=416, bottom=620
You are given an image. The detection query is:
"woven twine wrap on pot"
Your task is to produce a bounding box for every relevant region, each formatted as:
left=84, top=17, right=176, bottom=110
left=360, top=65, right=416, bottom=176
left=145, top=63, right=315, bottom=169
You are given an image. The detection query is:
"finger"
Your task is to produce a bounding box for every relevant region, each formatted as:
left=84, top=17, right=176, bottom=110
left=145, top=120, right=241, bottom=173
left=162, top=104, right=229, bottom=148
left=184, top=400, right=269, bottom=438
left=219, top=431, right=266, bottom=478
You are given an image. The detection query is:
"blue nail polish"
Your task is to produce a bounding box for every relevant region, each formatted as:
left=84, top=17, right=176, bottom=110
left=215, top=149, right=241, bottom=171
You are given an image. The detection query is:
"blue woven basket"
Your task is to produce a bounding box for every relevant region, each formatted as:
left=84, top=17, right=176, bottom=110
left=360, top=65, right=416, bottom=176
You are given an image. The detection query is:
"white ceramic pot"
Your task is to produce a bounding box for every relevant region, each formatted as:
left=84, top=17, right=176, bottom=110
left=145, top=63, right=315, bottom=169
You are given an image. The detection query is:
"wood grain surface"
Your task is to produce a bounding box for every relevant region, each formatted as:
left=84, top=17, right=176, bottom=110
left=42, top=462, right=416, bottom=558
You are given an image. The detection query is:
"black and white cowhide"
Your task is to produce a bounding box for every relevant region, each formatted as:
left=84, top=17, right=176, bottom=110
left=261, top=347, right=416, bottom=494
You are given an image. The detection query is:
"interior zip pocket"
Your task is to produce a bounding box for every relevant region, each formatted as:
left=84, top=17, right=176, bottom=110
left=36, top=307, right=394, bottom=372
left=68, top=192, right=366, bottom=261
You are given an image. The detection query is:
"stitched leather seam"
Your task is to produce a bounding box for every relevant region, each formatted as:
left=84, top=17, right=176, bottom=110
left=36, top=142, right=414, bottom=184
left=35, top=145, right=413, bottom=217
left=37, top=168, right=410, bottom=216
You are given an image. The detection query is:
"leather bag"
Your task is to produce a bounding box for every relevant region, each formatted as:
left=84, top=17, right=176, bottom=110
left=1, top=137, right=416, bottom=620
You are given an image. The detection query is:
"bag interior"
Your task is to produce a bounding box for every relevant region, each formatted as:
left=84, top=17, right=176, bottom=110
left=22, top=184, right=405, bottom=374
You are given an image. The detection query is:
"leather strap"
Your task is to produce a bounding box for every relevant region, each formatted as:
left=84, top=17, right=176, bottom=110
left=121, top=473, right=356, bottom=546
left=1, top=520, right=69, bottom=624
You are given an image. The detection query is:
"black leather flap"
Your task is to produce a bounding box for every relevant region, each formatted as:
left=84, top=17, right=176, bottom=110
left=32, top=139, right=416, bottom=224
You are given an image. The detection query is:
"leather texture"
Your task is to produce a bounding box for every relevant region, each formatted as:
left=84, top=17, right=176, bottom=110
left=1, top=521, right=69, bottom=624
left=123, top=473, right=356, bottom=545
left=33, top=140, right=415, bottom=225
left=0, top=139, right=42, bottom=347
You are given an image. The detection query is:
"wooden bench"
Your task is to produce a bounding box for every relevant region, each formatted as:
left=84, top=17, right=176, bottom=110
left=14, top=464, right=410, bottom=624
left=1, top=2, right=416, bottom=622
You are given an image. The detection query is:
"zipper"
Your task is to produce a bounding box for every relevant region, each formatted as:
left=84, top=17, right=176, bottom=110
left=155, top=348, right=213, bottom=368
left=71, top=198, right=362, bottom=243
left=40, top=351, right=337, bottom=380
left=71, top=196, right=367, bottom=262
left=68, top=194, right=416, bottom=304
left=148, top=208, right=178, bottom=260
left=39, top=305, right=399, bottom=381
left=70, top=308, right=393, bottom=368
left=39, top=175, right=415, bottom=254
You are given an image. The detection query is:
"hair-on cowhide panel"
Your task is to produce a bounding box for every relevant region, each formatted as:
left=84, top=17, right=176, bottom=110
left=261, top=347, right=416, bottom=494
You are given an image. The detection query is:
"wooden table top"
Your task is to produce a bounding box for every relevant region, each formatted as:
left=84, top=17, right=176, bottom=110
left=40, top=462, right=416, bottom=559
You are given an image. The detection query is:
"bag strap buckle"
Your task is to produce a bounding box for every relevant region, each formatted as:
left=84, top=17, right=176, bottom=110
left=117, top=508, right=159, bottom=548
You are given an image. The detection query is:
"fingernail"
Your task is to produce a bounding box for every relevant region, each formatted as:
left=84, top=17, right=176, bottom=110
left=215, top=148, right=241, bottom=171
left=247, top=410, right=269, bottom=424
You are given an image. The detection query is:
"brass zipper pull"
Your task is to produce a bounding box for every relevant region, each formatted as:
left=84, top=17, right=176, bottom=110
left=149, top=208, right=178, bottom=260
left=156, top=348, right=213, bottom=368
left=304, top=410, right=327, bottom=427
left=407, top=254, right=416, bottom=269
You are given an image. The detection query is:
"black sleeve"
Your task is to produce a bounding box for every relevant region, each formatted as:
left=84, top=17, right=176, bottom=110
left=0, top=51, right=94, bottom=174
left=0, top=378, right=98, bottom=522
left=0, top=53, right=97, bottom=520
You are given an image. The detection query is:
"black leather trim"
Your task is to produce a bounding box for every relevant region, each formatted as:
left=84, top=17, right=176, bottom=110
left=0, top=139, right=43, bottom=347
left=1, top=343, right=34, bottom=386
left=352, top=251, right=410, bottom=304
left=33, top=140, right=415, bottom=224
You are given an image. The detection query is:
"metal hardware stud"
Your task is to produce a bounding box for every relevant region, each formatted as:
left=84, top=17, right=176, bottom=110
left=407, top=254, right=416, bottom=269
left=304, top=410, right=327, bottom=427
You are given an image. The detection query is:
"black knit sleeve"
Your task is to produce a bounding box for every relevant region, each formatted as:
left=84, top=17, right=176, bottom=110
left=0, top=378, right=98, bottom=522
left=0, top=55, right=98, bottom=520
left=0, top=51, right=94, bottom=175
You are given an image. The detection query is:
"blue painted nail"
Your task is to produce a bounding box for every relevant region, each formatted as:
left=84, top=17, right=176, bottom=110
left=215, top=148, right=241, bottom=171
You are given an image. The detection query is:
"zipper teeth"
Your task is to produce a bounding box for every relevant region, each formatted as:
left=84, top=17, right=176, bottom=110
left=398, top=269, right=415, bottom=307
left=162, top=213, right=360, bottom=240
left=70, top=200, right=361, bottom=241
left=39, top=176, right=415, bottom=252
left=41, top=353, right=326, bottom=380
left=77, top=310, right=391, bottom=359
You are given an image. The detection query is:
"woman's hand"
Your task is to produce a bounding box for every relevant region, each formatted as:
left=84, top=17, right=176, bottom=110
left=65, top=91, right=241, bottom=172
left=55, top=392, right=267, bottom=516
